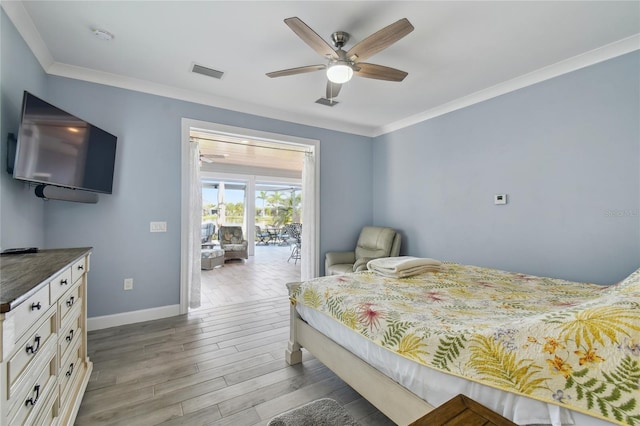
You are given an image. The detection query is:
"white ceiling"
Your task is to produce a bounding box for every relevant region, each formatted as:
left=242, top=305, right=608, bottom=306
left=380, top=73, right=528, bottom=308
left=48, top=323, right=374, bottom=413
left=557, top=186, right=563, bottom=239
left=3, top=1, right=639, bottom=137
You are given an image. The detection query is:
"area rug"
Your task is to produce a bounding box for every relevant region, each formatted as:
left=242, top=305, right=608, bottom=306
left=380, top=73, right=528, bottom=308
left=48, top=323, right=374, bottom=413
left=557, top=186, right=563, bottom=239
left=267, top=398, right=361, bottom=426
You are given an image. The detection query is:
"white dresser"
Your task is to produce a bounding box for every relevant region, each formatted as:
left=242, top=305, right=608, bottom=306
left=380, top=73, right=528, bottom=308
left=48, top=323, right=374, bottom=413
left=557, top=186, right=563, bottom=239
left=0, top=248, right=93, bottom=425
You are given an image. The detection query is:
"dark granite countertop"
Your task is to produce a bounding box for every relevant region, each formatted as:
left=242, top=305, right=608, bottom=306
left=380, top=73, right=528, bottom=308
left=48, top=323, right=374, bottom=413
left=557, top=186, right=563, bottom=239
left=0, top=247, right=92, bottom=313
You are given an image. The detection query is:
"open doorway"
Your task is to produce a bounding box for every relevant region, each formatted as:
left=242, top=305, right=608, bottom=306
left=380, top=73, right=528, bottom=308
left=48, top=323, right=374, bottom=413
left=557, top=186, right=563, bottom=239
left=180, top=119, right=319, bottom=313
left=197, top=177, right=303, bottom=309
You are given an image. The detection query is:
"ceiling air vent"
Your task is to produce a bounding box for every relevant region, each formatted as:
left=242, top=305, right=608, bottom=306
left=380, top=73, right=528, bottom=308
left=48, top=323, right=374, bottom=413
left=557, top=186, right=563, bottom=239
left=315, top=98, right=339, bottom=107
left=192, top=64, right=224, bottom=79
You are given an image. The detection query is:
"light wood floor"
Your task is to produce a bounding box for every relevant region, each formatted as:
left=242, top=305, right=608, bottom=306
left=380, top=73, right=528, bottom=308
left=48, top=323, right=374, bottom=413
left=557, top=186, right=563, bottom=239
left=78, top=245, right=395, bottom=425
left=197, top=245, right=298, bottom=309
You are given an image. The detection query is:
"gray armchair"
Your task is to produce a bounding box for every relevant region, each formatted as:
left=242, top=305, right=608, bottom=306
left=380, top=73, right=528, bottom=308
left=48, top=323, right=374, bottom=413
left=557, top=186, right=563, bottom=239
left=219, top=226, right=248, bottom=261
left=325, top=226, right=401, bottom=275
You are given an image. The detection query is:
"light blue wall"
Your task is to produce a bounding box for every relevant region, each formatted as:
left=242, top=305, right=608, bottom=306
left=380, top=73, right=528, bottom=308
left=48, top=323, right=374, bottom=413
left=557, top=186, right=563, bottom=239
left=373, top=52, right=640, bottom=285
left=1, top=10, right=373, bottom=317
left=0, top=11, right=47, bottom=249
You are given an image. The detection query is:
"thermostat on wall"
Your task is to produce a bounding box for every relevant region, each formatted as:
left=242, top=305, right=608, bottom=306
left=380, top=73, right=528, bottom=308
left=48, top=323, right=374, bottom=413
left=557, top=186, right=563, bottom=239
left=494, top=194, right=507, bottom=205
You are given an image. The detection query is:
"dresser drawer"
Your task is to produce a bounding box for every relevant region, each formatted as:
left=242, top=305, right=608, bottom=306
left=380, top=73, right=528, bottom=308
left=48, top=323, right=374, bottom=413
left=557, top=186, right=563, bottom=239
left=12, top=285, right=51, bottom=343
left=33, top=384, right=58, bottom=426
left=59, top=310, right=81, bottom=368
left=8, top=352, right=56, bottom=425
left=71, top=257, right=87, bottom=284
left=59, top=281, right=81, bottom=327
left=59, top=339, right=82, bottom=405
left=7, top=308, right=56, bottom=395
left=49, top=267, right=72, bottom=305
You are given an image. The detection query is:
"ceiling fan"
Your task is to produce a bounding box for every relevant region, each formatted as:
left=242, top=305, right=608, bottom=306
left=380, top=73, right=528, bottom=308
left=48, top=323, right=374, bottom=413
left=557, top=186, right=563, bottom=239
left=266, top=17, right=414, bottom=100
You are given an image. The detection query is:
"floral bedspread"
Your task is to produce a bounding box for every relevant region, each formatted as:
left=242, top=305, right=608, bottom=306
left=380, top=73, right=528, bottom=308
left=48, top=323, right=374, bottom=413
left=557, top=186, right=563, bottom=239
left=291, top=263, right=640, bottom=425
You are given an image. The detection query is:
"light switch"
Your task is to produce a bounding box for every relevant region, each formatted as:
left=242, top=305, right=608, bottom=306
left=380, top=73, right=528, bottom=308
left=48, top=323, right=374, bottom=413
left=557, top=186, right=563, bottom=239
left=150, top=221, right=167, bottom=232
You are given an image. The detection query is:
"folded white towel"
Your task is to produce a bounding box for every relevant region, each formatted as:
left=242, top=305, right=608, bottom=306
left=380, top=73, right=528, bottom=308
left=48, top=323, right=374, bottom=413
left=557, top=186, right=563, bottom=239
left=367, top=256, right=441, bottom=278
left=367, top=256, right=441, bottom=273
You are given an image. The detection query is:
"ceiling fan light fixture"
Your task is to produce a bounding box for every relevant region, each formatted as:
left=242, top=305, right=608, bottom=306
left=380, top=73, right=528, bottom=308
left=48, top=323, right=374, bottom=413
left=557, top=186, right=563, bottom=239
left=326, top=63, right=353, bottom=84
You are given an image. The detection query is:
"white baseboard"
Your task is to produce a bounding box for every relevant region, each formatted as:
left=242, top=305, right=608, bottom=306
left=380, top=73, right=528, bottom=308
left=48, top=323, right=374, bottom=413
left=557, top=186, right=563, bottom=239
left=87, top=304, right=180, bottom=331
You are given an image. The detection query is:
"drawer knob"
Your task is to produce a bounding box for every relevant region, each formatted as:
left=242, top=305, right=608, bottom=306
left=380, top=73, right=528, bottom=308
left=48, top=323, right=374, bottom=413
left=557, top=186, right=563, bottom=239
left=24, top=384, right=40, bottom=407
left=66, top=329, right=75, bottom=342
left=66, top=363, right=74, bottom=377
left=31, top=302, right=41, bottom=311
left=25, top=335, right=41, bottom=354
left=60, top=278, right=68, bottom=285
left=66, top=296, right=75, bottom=307
left=77, top=265, right=84, bottom=271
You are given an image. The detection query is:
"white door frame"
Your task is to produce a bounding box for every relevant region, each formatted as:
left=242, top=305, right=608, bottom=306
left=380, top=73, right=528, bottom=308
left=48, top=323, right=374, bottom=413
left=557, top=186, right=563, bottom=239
left=180, top=119, right=320, bottom=314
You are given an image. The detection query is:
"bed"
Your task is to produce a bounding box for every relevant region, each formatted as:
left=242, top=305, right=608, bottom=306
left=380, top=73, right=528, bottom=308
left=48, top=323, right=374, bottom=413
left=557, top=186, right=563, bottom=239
left=285, top=262, right=640, bottom=426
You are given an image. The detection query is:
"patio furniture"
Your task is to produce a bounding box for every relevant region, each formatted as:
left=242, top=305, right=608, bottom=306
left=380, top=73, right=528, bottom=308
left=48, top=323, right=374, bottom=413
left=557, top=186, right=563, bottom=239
left=256, top=226, right=272, bottom=245
left=266, top=226, right=283, bottom=245
left=201, top=222, right=215, bottom=243
left=219, top=226, right=249, bottom=261
left=277, top=227, right=291, bottom=246
left=325, top=226, right=401, bottom=275
left=201, top=248, right=225, bottom=269
left=201, top=241, right=220, bottom=249
left=283, top=223, right=302, bottom=264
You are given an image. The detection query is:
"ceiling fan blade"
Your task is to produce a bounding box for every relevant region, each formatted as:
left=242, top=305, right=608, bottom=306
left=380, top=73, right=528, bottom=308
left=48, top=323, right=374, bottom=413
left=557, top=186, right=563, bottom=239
left=284, top=17, right=338, bottom=59
left=354, top=63, right=408, bottom=81
left=346, top=18, right=414, bottom=62
left=326, top=81, right=342, bottom=99
left=266, top=64, right=326, bottom=78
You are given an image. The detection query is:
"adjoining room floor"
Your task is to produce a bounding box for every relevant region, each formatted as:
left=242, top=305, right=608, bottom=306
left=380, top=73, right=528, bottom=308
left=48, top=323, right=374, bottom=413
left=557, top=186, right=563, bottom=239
left=79, top=245, right=395, bottom=425
left=197, top=245, right=299, bottom=310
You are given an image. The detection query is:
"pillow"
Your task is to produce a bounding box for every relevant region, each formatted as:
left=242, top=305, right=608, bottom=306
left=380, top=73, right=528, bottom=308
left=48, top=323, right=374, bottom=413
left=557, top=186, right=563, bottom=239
left=353, top=257, right=373, bottom=272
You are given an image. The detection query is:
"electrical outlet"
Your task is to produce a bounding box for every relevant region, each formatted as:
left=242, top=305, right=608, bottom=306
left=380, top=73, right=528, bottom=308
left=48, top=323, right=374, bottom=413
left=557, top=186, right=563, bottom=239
left=124, top=278, right=133, bottom=290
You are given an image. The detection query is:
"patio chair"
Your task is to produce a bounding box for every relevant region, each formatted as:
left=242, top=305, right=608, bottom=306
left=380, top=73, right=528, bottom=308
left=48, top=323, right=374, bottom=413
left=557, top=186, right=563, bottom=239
left=201, top=222, right=215, bottom=243
left=256, top=226, right=271, bottom=245
left=283, top=223, right=302, bottom=264
left=219, top=226, right=249, bottom=261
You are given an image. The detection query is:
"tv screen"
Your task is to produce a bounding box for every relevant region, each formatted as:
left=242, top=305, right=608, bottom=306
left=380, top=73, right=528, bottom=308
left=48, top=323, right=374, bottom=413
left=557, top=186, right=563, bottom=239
left=13, top=91, right=117, bottom=194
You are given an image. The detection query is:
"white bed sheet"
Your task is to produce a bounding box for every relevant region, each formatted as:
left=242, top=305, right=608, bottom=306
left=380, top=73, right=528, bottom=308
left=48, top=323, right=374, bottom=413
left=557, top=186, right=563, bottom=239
left=296, top=304, right=614, bottom=426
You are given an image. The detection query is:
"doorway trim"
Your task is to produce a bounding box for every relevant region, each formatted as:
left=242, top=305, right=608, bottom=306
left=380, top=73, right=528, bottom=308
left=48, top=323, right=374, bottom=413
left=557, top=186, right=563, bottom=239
left=180, top=118, right=320, bottom=314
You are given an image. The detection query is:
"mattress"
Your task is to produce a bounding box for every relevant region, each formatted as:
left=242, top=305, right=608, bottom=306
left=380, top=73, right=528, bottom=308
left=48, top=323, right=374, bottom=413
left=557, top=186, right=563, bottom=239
left=296, top=303, right=614, bottom=426
left=294, top=265, right=640, bottom=425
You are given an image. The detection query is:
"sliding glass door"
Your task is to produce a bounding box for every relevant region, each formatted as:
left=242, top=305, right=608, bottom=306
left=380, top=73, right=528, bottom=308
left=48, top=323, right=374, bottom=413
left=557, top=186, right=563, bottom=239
left=202, top=177, right=248, bottom=245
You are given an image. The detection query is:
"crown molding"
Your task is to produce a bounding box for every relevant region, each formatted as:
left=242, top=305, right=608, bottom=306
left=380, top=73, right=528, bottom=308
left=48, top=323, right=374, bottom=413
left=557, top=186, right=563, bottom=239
left=42, top=35, right=640, bottom=138
left=1, top=0, right=54, bottom=69
left=373, top=34, right=640, bottom=137
left=47, top=62, right=375, bottom=137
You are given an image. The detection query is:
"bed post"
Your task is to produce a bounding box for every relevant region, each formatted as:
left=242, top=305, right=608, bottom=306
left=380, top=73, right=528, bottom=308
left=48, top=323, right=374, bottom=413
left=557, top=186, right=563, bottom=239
left=285, top=282, right=303, bottom=365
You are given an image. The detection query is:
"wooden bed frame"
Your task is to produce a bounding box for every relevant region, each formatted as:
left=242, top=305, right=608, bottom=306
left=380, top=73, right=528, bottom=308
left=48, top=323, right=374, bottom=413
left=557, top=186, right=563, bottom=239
left=285, top=282, right=435, bottom=425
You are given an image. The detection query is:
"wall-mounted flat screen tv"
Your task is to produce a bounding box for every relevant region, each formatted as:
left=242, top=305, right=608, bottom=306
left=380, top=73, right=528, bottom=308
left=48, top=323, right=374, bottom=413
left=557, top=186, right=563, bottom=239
left=13, top=91, right=118, bottom=194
